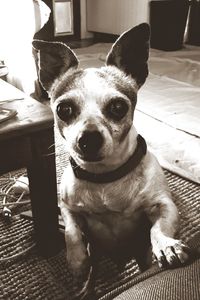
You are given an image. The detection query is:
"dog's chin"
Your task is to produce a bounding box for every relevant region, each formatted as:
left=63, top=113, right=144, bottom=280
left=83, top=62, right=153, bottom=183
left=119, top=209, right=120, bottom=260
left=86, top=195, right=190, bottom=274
left=77, top=154, right=104, bottom=163
left=71, top=147, right=104, bottom=164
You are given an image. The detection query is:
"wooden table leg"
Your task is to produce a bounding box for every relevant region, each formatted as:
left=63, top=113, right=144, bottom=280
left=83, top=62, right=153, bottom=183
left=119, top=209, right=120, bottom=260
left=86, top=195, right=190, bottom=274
left=27, top=127, right=63, bottom=257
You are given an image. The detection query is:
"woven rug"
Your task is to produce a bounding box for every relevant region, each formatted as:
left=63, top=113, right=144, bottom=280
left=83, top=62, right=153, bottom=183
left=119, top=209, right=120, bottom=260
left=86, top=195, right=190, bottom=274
left=0, top=136, right=200, bottom=299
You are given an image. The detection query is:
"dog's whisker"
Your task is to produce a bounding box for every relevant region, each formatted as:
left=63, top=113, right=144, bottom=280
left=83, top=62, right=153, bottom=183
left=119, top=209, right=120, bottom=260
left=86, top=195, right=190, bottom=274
left=43, top=152, right=56, bottom=157
left=71, top=164, right=80, bottom=171
left=48, top=143, right=55, bottom=149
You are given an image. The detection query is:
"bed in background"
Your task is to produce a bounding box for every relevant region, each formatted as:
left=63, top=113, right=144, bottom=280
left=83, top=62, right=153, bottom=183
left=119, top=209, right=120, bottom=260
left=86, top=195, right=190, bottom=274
left=74, top=43, right=200, bottom=185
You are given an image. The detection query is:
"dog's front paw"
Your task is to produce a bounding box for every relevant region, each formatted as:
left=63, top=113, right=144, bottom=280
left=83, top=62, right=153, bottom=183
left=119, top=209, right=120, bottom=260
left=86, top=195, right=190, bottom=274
left=152, top=237, right=190, bottom=268
left=66, top=241, right=90, bottom=278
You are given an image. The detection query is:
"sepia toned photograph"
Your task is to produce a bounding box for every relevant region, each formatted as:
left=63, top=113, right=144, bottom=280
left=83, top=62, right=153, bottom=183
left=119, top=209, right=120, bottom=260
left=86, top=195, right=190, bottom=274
left=0, top=1, right=200, bottom=299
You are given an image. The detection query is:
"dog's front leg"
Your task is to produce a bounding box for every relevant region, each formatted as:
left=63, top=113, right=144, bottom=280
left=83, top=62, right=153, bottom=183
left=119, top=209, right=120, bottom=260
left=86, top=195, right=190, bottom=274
left=145, top=196, right=189, bottom=268
left=60, top=200, right=89, bottom=276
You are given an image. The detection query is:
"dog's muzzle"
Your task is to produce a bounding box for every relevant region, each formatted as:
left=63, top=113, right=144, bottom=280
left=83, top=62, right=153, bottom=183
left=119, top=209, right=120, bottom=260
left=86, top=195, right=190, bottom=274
left=77, top=130, right=104, bottom=161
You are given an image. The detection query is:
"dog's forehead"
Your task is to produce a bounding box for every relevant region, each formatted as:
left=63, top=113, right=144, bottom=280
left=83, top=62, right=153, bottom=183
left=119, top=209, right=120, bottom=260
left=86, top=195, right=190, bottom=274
left=83, top=68, right=112, bottom=88
left=51, top=66, right=137, bottom=102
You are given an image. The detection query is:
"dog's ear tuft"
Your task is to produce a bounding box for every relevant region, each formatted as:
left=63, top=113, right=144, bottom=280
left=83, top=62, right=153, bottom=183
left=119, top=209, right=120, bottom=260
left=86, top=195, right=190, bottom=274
left=32, top=39, right=79, bottom=91
left=106, top=23, right=150, bottom=88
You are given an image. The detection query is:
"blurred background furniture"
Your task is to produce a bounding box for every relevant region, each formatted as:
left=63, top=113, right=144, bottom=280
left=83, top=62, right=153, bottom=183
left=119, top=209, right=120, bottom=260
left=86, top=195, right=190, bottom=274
left=187, top=0, right=200, bottom=45
left=149, top=0, right=189, bottom=50
left=0, top=78, right=61, bottom=257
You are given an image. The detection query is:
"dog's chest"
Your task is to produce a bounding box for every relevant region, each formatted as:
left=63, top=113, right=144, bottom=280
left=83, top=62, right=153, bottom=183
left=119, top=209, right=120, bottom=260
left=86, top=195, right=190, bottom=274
left=60, top=159, right=160, bottom=247
left=60, top=166, right=146, bottom=244
left=61, top=166, right=143, bottom=214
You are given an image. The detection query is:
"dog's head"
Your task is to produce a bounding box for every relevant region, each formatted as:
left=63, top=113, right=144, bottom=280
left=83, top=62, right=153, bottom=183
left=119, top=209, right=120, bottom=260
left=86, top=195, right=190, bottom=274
left=33, top=23, right=150, bottom=168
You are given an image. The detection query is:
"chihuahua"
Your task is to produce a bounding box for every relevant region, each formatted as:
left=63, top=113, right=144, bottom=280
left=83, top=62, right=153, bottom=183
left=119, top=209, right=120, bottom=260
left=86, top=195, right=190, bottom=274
left=33, top=23, right=189, bottom=278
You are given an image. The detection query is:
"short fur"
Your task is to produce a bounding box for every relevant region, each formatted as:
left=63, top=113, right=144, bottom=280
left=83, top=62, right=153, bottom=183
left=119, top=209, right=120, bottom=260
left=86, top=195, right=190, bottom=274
left=33, top=23, right=190, bottom=278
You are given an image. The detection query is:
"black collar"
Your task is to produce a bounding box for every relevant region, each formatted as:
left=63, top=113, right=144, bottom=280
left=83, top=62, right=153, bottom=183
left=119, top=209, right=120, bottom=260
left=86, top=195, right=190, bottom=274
left=70, top=134, right=147, bottom=184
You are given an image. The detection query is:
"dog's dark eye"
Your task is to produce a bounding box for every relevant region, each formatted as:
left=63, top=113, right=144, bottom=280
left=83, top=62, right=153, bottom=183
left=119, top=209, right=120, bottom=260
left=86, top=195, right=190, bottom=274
left=56, top=102, right=76, bottom=122
left=106, top=98, right=129, bottom=121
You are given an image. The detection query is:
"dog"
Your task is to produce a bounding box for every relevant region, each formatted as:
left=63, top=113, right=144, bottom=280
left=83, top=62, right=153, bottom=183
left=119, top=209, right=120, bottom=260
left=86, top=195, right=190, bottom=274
left=33, top=23, right=190, bottom=278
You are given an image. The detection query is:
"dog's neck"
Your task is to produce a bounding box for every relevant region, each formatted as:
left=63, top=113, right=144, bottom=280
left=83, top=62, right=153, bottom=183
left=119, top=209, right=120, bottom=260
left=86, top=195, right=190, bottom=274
left=70, top=134, right=147, bottom=184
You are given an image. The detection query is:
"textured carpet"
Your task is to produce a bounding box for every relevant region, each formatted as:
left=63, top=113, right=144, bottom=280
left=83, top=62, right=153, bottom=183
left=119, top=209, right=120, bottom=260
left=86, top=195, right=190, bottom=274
left=0, top=139, right=200, bottom=299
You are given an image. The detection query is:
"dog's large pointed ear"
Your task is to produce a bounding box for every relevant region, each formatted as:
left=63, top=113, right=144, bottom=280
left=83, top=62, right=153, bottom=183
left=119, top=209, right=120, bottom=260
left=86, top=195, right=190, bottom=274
left=106, top=23, right=150, bottom=87
left=32, top=40, right=78, bottom=91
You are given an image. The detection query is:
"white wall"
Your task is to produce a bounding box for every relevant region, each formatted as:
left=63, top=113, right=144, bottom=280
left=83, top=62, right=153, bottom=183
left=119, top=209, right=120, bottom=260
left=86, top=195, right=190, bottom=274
left=80, top=0, right=93, bottom=38
left=87, top=0, right=150, bottom=35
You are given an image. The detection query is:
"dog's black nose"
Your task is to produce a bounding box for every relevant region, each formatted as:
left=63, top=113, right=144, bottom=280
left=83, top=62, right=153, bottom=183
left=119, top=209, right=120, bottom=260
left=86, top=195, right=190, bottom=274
left=78, top=130, right=104, bottom=156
